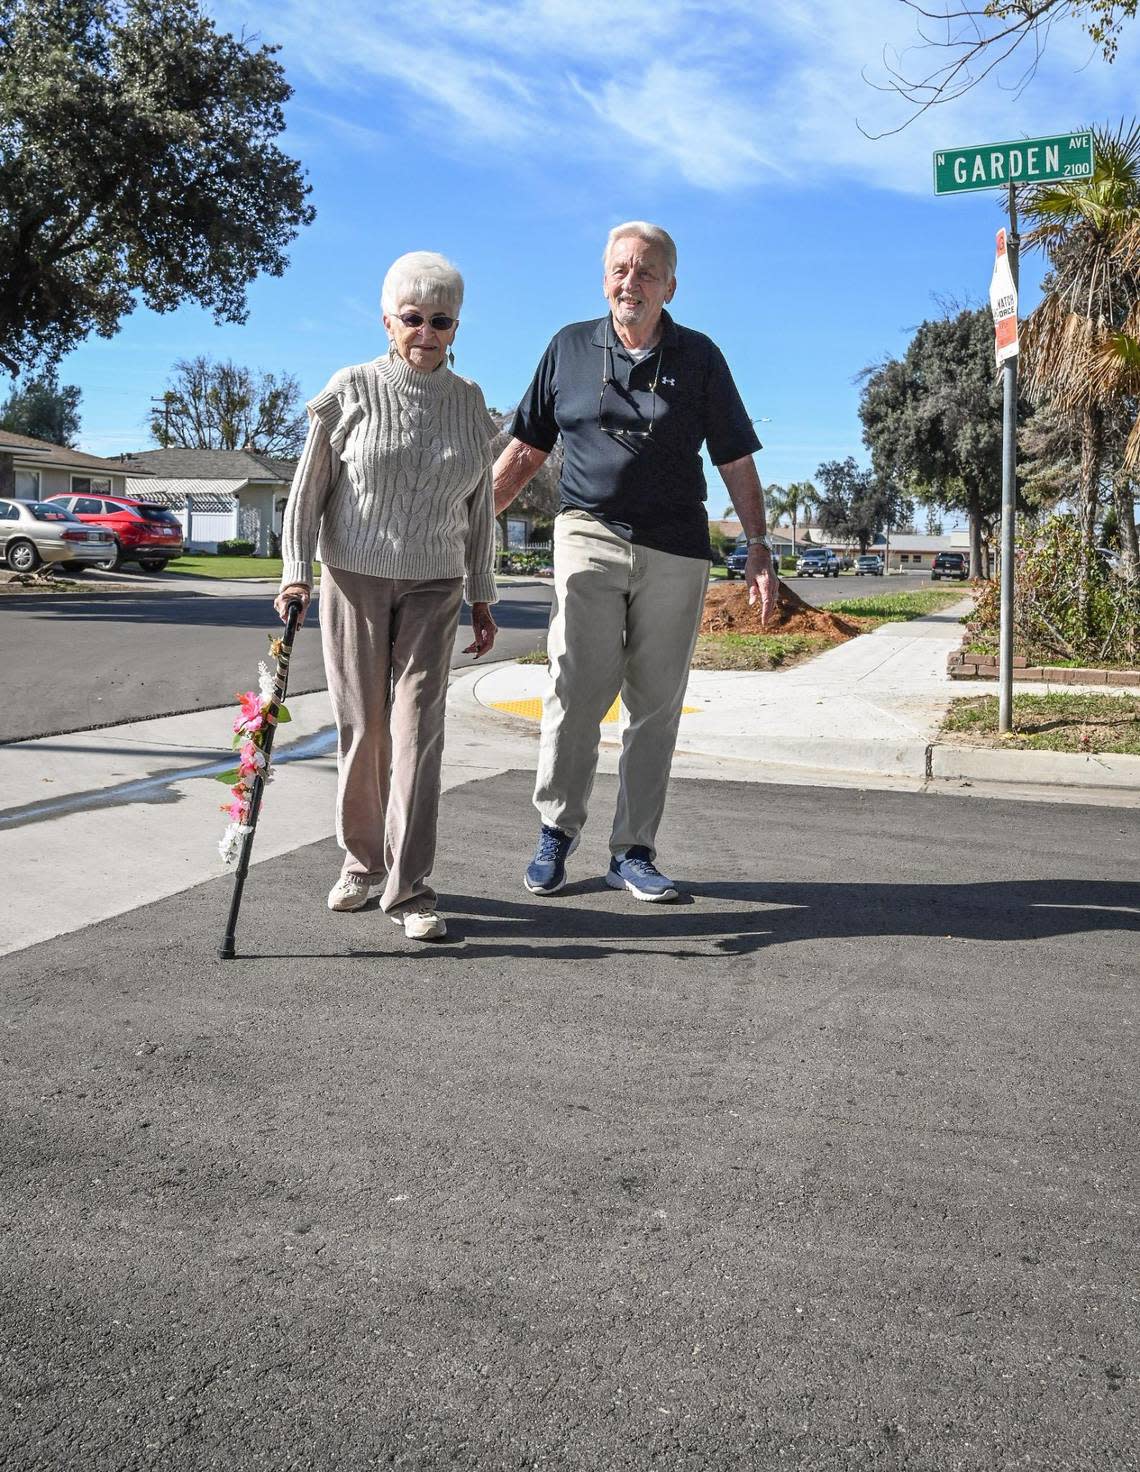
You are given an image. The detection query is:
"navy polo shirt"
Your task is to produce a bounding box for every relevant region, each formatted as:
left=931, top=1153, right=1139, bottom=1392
left=509, top=311, right=761, bottom=560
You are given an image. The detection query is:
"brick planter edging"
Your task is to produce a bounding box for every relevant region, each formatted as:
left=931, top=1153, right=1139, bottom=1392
left=947, top=648, right=1140, bottom=686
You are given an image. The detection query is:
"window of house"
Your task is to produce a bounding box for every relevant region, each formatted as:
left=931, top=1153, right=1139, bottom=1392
left=14, top=469, right=40, bottom=499
left=71, top=475, right=112, bottom=495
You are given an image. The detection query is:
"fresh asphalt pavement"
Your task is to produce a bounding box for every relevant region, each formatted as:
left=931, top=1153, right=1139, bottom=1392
left=0, top=583, right=555, bottom=742
left=2, top=770, right=1137, bottom=1470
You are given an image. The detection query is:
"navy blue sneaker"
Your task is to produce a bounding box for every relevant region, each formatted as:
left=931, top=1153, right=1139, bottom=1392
left=524, top=825, right=579, bottom=895
left=606, top=847, right=679, bottom=902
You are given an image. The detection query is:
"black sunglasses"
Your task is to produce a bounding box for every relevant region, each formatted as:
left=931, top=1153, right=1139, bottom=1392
left=396, top=311, right=457, bottom=331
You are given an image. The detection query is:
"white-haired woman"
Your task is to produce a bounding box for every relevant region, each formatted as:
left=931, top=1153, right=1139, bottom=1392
left=275, top=251, right=498, bottom=941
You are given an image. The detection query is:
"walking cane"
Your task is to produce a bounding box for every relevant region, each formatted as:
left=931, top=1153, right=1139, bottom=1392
left=218, top=597, right=303, bottom=960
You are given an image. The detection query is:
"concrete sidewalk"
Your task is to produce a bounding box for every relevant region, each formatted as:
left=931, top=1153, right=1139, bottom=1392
left=466, top=600, right=1140, bottom=798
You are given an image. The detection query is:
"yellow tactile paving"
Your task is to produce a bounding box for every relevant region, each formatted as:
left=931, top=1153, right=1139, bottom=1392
left=489, top=698, right=698, bottom=724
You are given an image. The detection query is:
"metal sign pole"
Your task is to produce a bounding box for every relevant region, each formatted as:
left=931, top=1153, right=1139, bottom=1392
left=998, top=184, right=1019, bottom=734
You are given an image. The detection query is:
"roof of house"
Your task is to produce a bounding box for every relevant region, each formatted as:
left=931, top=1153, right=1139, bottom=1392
left=124, top=447, right=297, bottom=482
left=0, top=429, right=153, bottom=475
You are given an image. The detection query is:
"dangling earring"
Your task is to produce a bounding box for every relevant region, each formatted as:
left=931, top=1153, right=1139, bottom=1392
left=447, top=345, right=455, bottom=367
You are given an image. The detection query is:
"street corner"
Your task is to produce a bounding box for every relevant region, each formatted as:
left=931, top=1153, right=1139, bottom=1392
left=466, top=660, right=704, bottom=728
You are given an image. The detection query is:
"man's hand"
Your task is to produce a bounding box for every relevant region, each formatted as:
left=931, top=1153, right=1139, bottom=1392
left=274, top=583, right=311, bottom=625
left=747, top=549, right=779, bottom=624
left=464, top=601, right=498, bottom=658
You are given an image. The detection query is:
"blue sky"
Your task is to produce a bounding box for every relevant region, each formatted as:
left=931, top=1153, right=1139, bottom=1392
left=60, top=0, right=1140, bottom=515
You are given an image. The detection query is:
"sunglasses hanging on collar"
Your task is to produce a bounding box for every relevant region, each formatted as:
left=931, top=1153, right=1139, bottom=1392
left=597, top=321, right=663, bottom=452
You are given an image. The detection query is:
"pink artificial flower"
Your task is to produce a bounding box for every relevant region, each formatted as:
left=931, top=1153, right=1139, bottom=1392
left=221, top=797, right=248, bottom=821
left=233, top=690, right=264, bottom=735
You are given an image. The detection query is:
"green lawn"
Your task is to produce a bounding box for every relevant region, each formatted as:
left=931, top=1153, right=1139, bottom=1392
left=826, top=588, right=969, bottom=624
left=167, top=555, right=320, bottom=580
left=942, top=693, right=1140, bottom=755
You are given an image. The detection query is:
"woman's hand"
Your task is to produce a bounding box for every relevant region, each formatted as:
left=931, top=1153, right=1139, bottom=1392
left=274, top=583, right=311, bottom=626
left=464, top=601, right=497, bottom=658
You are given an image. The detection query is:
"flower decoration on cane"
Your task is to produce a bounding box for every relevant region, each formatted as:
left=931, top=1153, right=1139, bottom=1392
left=215, top=649, right=291, bottom=868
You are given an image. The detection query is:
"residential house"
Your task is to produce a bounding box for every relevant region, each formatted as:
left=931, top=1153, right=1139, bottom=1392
left=123, top=447, right=297, bottom=555
left=0, top=429, right=151, bottom=501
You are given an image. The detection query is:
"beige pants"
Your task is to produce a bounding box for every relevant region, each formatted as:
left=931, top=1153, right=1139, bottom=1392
left=533, top=511, right=709, bottom=858
left=319, top=564, right=463, bottom=913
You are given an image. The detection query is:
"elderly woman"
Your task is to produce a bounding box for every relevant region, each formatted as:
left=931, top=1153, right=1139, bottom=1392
left=274, top=251, right=498, bottom=941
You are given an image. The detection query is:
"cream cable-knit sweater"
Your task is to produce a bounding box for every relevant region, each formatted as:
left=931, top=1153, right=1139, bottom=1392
left=280, top=351, right=499, bottom=605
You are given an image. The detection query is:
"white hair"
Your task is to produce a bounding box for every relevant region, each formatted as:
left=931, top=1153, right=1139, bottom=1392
left=381, top=251, right=464, bottom=316
left=603, top=221, right=677, bottom=276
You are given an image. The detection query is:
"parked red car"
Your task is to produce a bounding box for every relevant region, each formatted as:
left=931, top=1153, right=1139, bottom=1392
left=44, top=493, right=185, bottom=572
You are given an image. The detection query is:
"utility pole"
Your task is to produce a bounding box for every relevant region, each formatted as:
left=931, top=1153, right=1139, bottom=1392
left=997, top=187, right=1020, bottom=734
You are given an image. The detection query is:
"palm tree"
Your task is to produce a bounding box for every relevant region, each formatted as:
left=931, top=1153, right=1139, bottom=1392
left=766, top=480, right=818, bottom=561
left=1020, top=122, right=1140, bottom=594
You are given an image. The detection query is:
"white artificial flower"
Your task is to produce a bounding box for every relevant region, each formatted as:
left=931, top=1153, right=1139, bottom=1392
left=218, top=821, right=254, bottom=869
left=258, top=661, right=276, bottom=705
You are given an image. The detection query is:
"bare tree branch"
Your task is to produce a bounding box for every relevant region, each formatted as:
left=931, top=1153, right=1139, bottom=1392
left=860, top=0, right=1133, bottom=135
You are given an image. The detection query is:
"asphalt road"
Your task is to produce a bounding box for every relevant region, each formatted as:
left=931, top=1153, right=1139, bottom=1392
left=2, top=773, right=1136, bottom=1470
left=1, top=571, right=949, bottom=743
left=0, top=583, right=554, bottom=742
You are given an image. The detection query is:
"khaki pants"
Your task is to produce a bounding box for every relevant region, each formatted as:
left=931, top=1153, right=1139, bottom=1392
left=319, top=564, right=463, bottom=913
left=533, top=511, right=709, bottom=859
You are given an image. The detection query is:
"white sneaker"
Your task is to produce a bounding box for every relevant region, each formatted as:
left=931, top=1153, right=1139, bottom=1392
left=390, top=906, right=447, bottom=941
left=327, top=874, right=379, bottom=912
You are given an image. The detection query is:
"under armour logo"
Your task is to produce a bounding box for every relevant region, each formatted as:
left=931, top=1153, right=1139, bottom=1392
left=661, top=375, right=676, bottom=386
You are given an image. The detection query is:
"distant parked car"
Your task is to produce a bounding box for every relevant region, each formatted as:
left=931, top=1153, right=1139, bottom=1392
left=931, top=551, right=970, bottom=581
left=0, top=498, right=116, bottom=573
left=797, top=547, right=841, bottom=578
left=855, top=554, right=884, bottom=576
left=839, top=553, right=855, bottom=571
left=45, top=493, right=185, bottom=572
left=725, top=543, right=749, bottom=579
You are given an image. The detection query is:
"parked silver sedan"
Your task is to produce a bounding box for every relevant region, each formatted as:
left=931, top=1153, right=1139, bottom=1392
left=0, top=498, right=117, bottom=572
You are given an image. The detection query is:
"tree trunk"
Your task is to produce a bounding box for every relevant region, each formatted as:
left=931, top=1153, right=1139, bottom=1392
left=0, top=451, right=14, bottom=499
left=1111, top=471, right=1139, bottom=584
left=1076, top=407, right=1105, bottom=623
left=968, top=503, right=986, bottom=580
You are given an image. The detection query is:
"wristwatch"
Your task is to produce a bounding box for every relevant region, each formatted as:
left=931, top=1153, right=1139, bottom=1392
left=746, top=535, right=772, bottom=551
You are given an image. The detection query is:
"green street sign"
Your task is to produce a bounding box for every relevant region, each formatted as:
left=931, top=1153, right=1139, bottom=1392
left=934, top=132, right=1094, bottom=194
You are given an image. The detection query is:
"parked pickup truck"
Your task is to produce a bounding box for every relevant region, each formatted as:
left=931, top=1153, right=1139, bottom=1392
left=796, top=547, right=841, bottom=578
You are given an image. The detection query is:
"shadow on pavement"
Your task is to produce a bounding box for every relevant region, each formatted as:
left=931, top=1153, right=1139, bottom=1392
left=235, top=876, right=1139, bottom=964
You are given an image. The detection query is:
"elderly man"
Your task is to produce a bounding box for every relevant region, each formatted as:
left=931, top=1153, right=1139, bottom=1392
left=494, top=221, right=777, bottom=901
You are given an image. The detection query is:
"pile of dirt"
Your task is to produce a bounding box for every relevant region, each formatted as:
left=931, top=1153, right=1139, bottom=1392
left=700, top=581, right=864, bottom=639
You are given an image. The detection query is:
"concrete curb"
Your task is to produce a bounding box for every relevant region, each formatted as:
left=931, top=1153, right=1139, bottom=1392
left=674, top=732, right=931, bottom=778
left=928, top=742, right=1140, bottom=790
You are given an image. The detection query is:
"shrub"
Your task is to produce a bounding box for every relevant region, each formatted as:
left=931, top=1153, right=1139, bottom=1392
left=498, top=551, right=551, bottom=574
left=216, top=538, right=256, bottom=557
left=966, top=514, right=1140, bottom=666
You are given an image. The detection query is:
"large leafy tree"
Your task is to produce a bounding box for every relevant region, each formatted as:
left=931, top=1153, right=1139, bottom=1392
left=0, top=372, right=81, bottom=444
left=152, top=357, right=306, bottom=456
left=0, top=0, right=314, bottom=372
left=1020, top=122, right=1140, bottom=586
left=814, top=456, right=910, bottom=553
left=860, top=308, right=1028, bottom=577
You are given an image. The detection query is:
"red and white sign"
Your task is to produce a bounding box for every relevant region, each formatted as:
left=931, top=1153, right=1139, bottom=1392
left=989, top=228, right=1018, bottom=364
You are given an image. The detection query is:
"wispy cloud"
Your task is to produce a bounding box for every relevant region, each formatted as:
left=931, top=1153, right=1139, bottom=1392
left=213, top=0, right=1140, bottom=194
